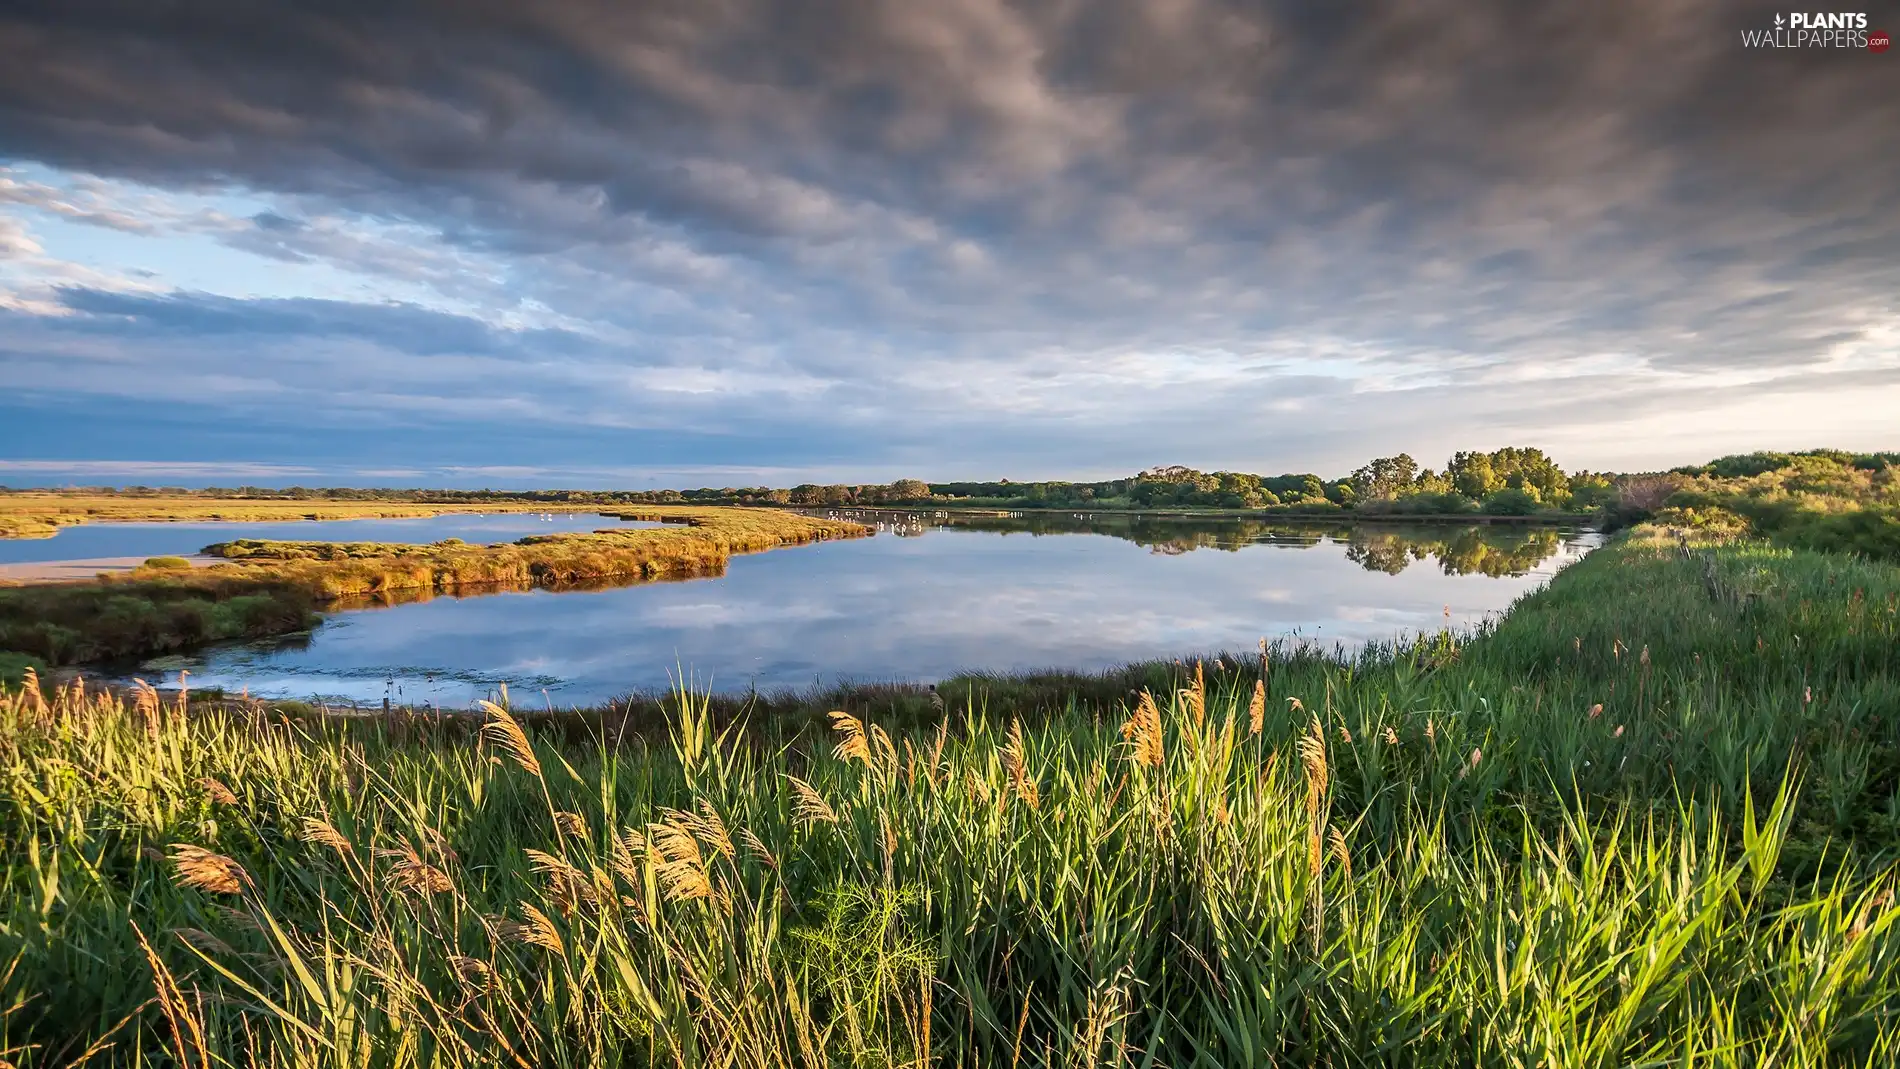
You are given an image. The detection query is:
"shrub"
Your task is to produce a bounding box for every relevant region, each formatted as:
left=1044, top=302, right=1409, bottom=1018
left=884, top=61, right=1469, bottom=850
left=1650, top=505, right=1751, bottom=538
left=142, top=556, right=193, bottom=570
left=1481, top=487, right=1541, bottom=515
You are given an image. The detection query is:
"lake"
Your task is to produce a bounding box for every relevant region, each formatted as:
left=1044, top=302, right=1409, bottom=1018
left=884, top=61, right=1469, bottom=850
left=133, top=512, right=1598, bottom=708
left=0, top=512, right=658, bottom=580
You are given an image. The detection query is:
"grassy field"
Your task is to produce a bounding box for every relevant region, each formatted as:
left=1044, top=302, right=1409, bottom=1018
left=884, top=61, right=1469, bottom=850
left=0, top=508, right=867, bottom=667
left=0, top=495, right=619, bottom=541
left=2, top=524, right=1897, bottom=1066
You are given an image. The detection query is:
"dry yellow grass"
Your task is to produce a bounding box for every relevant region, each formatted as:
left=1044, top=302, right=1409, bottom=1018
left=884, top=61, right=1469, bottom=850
left=0, top=493, right=616, bottom=540
left=200, top=506, right=870, bottom=601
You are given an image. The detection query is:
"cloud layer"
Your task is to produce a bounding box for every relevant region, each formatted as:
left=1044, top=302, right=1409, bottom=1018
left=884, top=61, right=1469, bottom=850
left=1, top=0, right=1897, bottom=484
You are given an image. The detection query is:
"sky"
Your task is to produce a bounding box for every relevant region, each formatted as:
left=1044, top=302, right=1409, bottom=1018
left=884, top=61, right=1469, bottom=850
left=1, top=1, right=1896, bottom=489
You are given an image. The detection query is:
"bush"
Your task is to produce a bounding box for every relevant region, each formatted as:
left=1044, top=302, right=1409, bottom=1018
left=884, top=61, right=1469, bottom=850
left=1481, top=487, right=1542, bottom=515
left=1651, top=506, right=1751, bottom=538
left=1359, top=492, right=1477, bottom=516
left=142, top=556, right=193, bottom=570
left=1776, top=506, right=1900, bottom=560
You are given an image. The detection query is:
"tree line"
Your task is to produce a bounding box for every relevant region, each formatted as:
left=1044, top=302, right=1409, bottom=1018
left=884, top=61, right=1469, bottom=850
left=0, top=447, right=1622, bottom=515
left=26, top=446, right=1889, bottom=522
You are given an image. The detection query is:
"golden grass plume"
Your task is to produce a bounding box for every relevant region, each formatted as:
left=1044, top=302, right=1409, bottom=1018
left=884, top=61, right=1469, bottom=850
left=1120, top=690, right=1166, bottom=770
left=479, top=700, right=542, bottom=778
left=170, top=845, right=250, bottom=896
left=1001, top=718, right=1040, bottom=810
left=299, top=817, right=354, bottom=857
left=829, top=710, right=873, bottom=768
left=379, top=840, right=454, bottom=896
left=647, top=815, right=714, bottom=904
left=197, top=777, right=239, bottom=807
left=785, top=774, right=840, bottom=825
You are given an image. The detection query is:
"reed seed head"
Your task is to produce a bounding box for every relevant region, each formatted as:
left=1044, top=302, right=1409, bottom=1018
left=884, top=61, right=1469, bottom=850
left=380, top=841, right=454, bottom=895
left=647, top=817, right=713, bottom=903
left=171, top=927, right=235, bottom=957
left=610, top=828, right=646, bottom=887
left=870, top=723, right=900, bottom=778
left=516, top=904, right=565, bottom=953
left=739, top=826, right=779, bottom=870
left=524, top=848, right=596, bottom=909
left=693, top=799, right=736, bottom=860
left=299, top=817, right=354, bottom=857
left=1297, top=719, right=1329, bottom=808
left=1001, top=718, right=1040, bottom=809
left=479, top=700, right=542, bottom=778
left=785, top=775, right=840, bottom=825
left=828, top=710, right=873, bottom=767
left=170, top=845, right=250, bottom=896
left=1121, top=690, right=1166, bottom=769
left=449, top=955, right=492, bottom=991
left=1457, top=747, right=1483, bottom=779
left=198, top=777, right=239, bottom=807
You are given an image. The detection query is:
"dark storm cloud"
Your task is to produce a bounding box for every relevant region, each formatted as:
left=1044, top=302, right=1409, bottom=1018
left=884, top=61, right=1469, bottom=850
left=1, top=0, right=1897, bottom=480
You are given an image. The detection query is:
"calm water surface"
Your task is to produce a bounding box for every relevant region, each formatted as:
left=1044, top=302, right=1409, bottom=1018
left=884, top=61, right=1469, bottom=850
left=148, top=513, right=1598, bottom=707
left=0, top=512, right=654, bottom=566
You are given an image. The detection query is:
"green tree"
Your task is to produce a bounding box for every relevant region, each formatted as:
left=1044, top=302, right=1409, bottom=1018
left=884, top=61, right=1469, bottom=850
left=1447, top=451, right=1502, bottom=498
left=1490, top=447, right=1568, bottom=499
left=1349, top=454, right=1419, bottom=501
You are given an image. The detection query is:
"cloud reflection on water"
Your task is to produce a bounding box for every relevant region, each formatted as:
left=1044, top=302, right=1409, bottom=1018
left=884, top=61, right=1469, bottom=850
left=157, top=515, right=1596, bottom=707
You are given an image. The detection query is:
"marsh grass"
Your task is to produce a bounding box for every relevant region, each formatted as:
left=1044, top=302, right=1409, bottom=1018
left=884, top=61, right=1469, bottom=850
left=200, top=506, right=867, bottom=600
left=0, top=495, right=617, bottom=541
left=0, top=508, right=867, bottom=666
left=1, top=526, right=1899, bottom=1065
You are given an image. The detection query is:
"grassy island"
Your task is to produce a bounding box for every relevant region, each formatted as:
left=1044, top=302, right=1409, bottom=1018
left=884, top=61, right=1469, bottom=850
left=0, top=508, right=867, bottom=666
left=0, top=494, right=626, bottom=541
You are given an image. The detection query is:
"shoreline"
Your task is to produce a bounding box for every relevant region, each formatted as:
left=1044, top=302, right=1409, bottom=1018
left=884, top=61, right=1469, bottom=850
left=0, top=498, right=628, bottom=541
left=792, top=503, right=1601, bottom=525
left=0, top=553, right=219, bottom=585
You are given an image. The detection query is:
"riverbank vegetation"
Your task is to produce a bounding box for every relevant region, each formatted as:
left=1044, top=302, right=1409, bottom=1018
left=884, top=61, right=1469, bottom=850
left=11, top=448, right=1893, bottom=535
left=0, top=509, right=866, bottom=667
left=1653, top=449, right=1900, bottom=560
left=0, top=494, right=615, bottom=540
left=2, top=519, right=1898, bottom=1064
left=772, top=447, right=1612, bottom=515
left=0, top=570, right=320, bottom=666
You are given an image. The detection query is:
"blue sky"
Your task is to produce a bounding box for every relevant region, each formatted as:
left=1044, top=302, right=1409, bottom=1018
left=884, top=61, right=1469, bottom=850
left=2, top=1, right=1897, bottom=488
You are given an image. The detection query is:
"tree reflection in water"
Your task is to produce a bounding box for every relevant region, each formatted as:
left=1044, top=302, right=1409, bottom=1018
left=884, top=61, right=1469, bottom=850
left=816, top=509, right=1584, bottom=578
